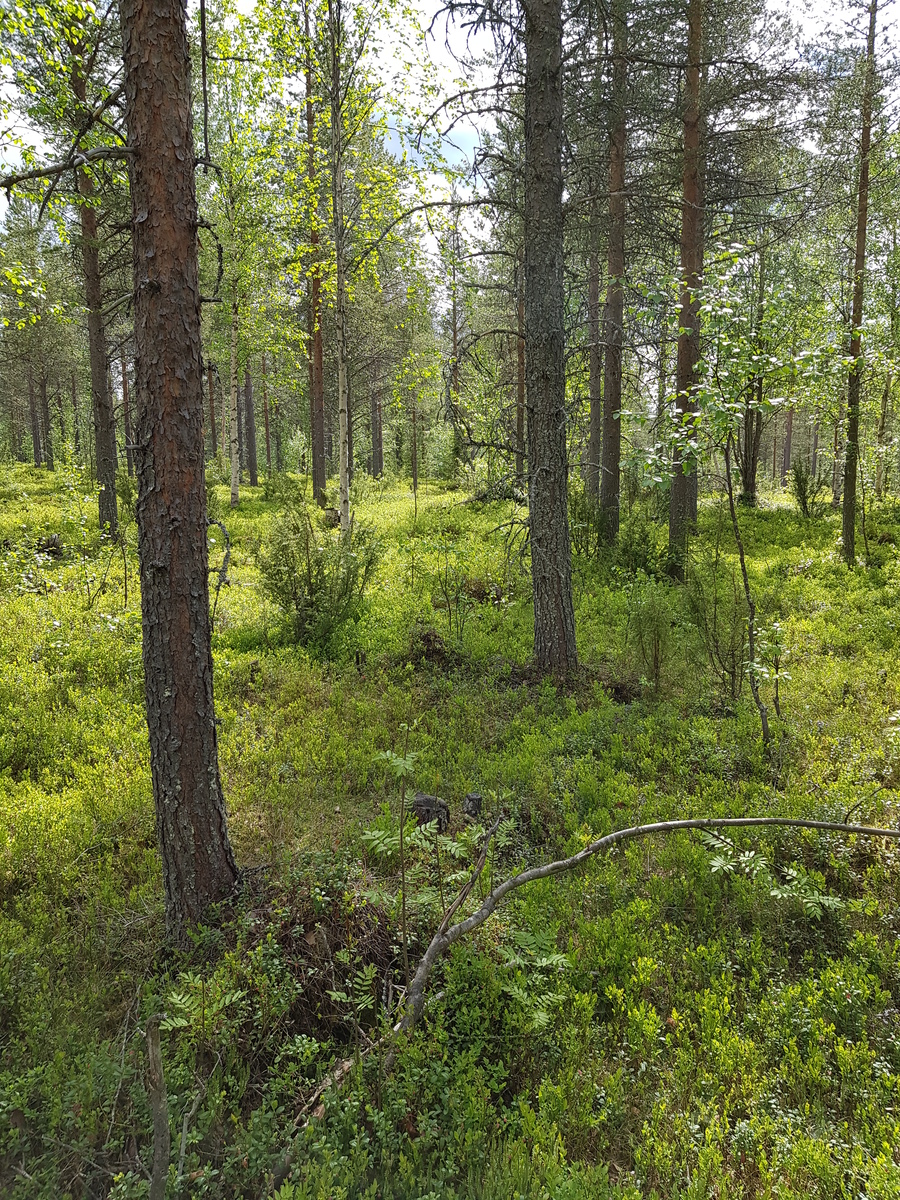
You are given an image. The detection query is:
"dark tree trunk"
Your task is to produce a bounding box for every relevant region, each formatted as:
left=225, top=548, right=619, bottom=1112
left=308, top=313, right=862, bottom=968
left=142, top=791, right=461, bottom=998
left=120, top=0, right=238, bottom=940
left=875, top=372, right=890, bottom=497
left=72, top=55, right=117, bottom=536
left=40, top=375, right=54, bottom=469
left=28, top=367, right=42, bottom=467
left=71, top=371, right=81, bottom=456
left=411, top=402, right=418, bottom=494
left=842, top=0, right=878, bottom=564
left=668, top=0, right=703, bottom=574
left=516, top=260, right=526, bottom=481
left=523, top=0, right=577, bottom=675
left=370, top=374, right=383, bottom=477
left=55, top=380, right=67, bottom=456
left=274, top=396, right=283, bottom=472
left=306, top=16, right=327, bottom=505
left=585, top=243, right=601, bottom=499
left=207, top=360, right=218, bottom=460
left=237, top=367, right=244, bottom=469
left=244, top=366, right=258, bottom=486
left=781, top=407, right=793, bottom=484
left=261, top=352, right=271, bottom=474
left=122, top=354, right=135, bottom=476
left=599, top=0, right=627, bottom=539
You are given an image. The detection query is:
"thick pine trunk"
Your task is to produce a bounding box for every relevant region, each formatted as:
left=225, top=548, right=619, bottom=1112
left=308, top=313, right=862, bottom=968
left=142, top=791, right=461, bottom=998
left=244, top=367, right=258, bottom=486
left=669, top=0, right=703, bottom=574
left=523, top=0, right=577, bottom=675
left=599, top=0, right=627, bottom=540
left=842, top=0, right=877, bottom=563
left=120, top=0, right=238, bottom=940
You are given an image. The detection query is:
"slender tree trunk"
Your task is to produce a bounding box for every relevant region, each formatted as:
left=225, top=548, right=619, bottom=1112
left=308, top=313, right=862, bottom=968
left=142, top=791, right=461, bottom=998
left=261, top=352, right=271, bottom=474
left=668, top=0, right=703, bottom=574
left=832, top=403, right=844, bottom=510
left=329, top=0, right=351, bottom=532
left=516, top=260, right=526, bottom=481
left=244, top=366, right=258, bottom=487
left=843, top=0, right=878, bottom=564
left=72, top=52, right=117, bottom=535
left=811, top=420, right=819, bottom=477
left=207, top=360, right=218, bottom=460
left=229, top=299, right=240, bottom=507
left=39, top=375, right=54, bottom=469
left=523, top=0, right=577, bottom=674
left=54, top=380, right=67, bottom=459
left=28, top=366, right=42, bottom=467
left=781, top=407, right=793, bottom=485
left=71, top=371, right=81, bottom=456
left=307, top=16, right=326, bottom=504
left=585, top=243, right=601, bottom=499
left=122, top=354, right=135, bottom=476
left=411, top=401, right=418, bottom=495
left=657, top=304, right=668, bottom=423
left=237, top=364, right=244, bottom=469
left=371, top=372, right=383, bottom=477
left=120, top=0, right=238, bottom=939
left=599, top=0, right=627, bottom=540
left=875, top=371, right=890, bottom=497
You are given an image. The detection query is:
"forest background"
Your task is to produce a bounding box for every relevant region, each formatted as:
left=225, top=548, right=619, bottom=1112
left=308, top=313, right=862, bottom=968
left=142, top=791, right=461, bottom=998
left=3, top=0, right=900, bottom=1196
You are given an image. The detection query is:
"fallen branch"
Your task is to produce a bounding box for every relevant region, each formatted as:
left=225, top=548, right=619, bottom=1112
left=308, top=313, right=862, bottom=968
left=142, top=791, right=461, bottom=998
left=264, top=812, right=900, bottom=1194
left=398, top=814, right=900, bottom=1035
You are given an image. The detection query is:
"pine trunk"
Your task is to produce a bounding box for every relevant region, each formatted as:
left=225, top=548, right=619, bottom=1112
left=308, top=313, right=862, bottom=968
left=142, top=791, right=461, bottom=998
left=244, top=367, right=258, bottom=487
left=842, top=0, right=877, bottom=564
left=120, top=0, right=238, bottom=939
left=585, top=244, right=601, bottom=499
left=28, top=367, right=42, bottom=466
left=523, top=0, right=577, bottom=675
left=599, top=0, right=627, bottom=540
left=669, top=0, right=703, bottom=574
left=122, top=355, right=135, bottom=476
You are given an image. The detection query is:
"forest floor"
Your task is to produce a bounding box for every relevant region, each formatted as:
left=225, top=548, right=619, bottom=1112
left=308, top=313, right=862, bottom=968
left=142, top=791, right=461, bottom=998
left=2, top=461, right=900, bottom=1199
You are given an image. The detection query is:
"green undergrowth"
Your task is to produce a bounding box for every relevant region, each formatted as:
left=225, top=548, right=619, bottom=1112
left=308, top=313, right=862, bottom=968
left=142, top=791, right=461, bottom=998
left=1, top=462, right=900, bottom=1197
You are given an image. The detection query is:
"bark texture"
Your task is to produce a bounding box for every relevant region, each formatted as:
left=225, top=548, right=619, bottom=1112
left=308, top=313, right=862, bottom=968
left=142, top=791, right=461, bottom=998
left=122, top=355, right=134, bottom=476
left=842, top=0, right=878, bottom=564
left=668, top=0, right=703, bottom=573
left=229, top=299, right=240, bottom=506
left=329, top=0, right=351, bottom=532
left=599, top=0, right=627, bottom=539
left=523, top=0, right=577, bottom=674
left=121, top=0, right=238, bottom=940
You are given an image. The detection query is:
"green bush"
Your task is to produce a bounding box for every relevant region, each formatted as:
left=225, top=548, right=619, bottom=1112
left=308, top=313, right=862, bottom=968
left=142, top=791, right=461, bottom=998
left=790, top=458, right=828, bottom=519
left=258, top=503, right=379, bottom=651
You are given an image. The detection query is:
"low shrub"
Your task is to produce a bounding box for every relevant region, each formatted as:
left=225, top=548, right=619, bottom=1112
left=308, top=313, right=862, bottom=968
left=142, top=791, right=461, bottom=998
left=258, top=503, right=379, bottom=652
